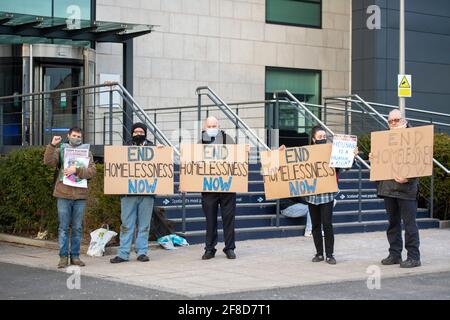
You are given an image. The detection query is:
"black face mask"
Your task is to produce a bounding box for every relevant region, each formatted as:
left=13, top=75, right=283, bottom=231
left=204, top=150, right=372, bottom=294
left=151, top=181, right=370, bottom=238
left=314, top=139, right=327, bottom=145
left=132, top=134, right=146, bottom=145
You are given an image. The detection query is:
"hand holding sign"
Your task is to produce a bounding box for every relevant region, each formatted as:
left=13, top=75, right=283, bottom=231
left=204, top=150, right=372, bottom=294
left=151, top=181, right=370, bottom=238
left=64, top=165, right=77, bottom=176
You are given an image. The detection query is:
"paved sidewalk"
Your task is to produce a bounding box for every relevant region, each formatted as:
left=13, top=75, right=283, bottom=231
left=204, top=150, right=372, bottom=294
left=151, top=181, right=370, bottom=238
left=1, top=229, right=449, bottom=298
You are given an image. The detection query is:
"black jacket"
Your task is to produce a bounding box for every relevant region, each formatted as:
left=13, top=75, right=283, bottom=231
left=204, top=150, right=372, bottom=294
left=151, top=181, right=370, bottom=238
left=376, top=178, right=419, bottom=201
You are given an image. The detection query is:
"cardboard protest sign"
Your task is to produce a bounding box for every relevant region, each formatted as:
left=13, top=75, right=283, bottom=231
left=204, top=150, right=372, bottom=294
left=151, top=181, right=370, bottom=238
left=261, top=144, right=338, bottom=200
left=330, top=134, right=358, bottom=168
left=179, top=144, right=248, bottom=193
left=370, top=125, right=434, bottom=181
left=63, top=148, right=90, bottom=188
left=104, top=146, right=174, bottom=195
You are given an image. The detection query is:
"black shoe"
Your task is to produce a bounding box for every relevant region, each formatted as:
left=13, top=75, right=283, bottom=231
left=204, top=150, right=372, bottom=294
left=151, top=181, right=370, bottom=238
left=400, top=258, right=421, bottom=268
left=381, top=255, right=402, bottom=265
left=312, top=254, right=324, bottom=262
left=326, top=255, right=336, bottom=265
left=224, top=249, right=236, bottom=259
left=202, top=250, right=216, bottom=260
left=110, top=256, right=127, bottom=264
left=137, top=254, right=149, bottom=262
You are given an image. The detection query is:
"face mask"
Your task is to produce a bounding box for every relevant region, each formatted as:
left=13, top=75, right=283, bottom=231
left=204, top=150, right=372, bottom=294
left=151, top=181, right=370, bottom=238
left=392, top=121, right=407, bottom=129
left=68, top=137, right=82, bottom=146
left=132, top=134, right=146, bottom=145
left=314, top=139, right=327, bottom=145
left=206, top=128, right=219, bottom=138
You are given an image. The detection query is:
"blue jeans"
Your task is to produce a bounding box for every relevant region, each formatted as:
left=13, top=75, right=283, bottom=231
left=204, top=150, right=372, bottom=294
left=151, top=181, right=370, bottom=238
left=118, top=196, right=154, bottom=260
left=57, top=198, right=86, bottom=258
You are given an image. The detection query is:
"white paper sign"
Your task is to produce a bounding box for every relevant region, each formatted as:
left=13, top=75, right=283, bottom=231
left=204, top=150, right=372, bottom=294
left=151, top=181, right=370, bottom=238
left=329, top=134, right=357, bottom=168
left=63, top=148, right=90, bottom=188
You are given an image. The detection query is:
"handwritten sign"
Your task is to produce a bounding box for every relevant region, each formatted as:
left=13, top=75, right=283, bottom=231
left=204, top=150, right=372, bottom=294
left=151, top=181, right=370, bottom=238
left=330, top=134, right=357, bottom=168
left=179, top=144, right=248, bottom=193
left=63, top=148, right=90, bottom=188
left=260, top=144, right=338, bottom=200
left=104, top=146, right=174, bottom=195
left=370, top=125, right=434, bottom=181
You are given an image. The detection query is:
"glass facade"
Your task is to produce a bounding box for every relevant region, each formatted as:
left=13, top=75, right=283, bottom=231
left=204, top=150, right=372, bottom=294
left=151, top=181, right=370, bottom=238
left=0, top=0, right=91, bottom=20
left=266, top=0, right=321, bottom=28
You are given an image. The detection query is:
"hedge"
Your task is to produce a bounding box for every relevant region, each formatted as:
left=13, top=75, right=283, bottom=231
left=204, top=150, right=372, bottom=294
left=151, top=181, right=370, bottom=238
left=0, top=147, right=121, bottom=240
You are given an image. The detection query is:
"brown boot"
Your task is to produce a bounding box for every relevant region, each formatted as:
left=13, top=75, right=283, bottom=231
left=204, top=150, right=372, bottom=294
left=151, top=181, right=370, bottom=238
left=58, top=256, right=69, bottom=269
left=70, top=257, right=86, bottom=267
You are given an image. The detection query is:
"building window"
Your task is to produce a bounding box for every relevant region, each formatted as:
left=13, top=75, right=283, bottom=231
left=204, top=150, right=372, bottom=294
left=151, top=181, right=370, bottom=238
left=0, top=0, right=91, bottom=20
left=266, top=0, right=322, bottom=28
left=265, top=67, right=321, bottom=146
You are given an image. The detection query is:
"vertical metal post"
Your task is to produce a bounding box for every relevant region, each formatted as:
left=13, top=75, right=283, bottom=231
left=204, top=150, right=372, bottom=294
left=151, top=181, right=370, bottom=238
left=182, top=192, right=186, bottom=234
left=430, top=167, right=434, bottom=219
left=197, top=93, right=202, bottom=141
left=154, top=113, right=157, bottom=145
left=123, top=39, right=134, bottom=143
left=399, top=0, right=406, bottom=118
left=345, top=100, right=349, bottom=134
left=358, top=161, right=362, bottom=223
left=109, top=89, right=113, bottom=145
left=274, top=97, right=280, bottom=227
left=235, top=107, right=239, bottom=144
left=324, top=101, right=327, bottom=124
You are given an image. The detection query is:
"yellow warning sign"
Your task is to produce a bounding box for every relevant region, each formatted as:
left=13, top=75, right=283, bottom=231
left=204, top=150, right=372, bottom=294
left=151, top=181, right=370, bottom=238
left=398, top=74, right=412, bottom=97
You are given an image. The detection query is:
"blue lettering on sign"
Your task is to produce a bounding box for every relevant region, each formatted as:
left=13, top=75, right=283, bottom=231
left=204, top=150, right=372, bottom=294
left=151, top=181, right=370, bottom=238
left=289, top=179, right=317, bottom=196
left=128, top=178, right=158, bottom=194
left=203, top=176, right=233, bottom=192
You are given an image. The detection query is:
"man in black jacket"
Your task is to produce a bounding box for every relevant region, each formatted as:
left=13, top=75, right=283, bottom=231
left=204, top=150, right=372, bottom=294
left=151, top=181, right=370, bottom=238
left=371, top=110, right=421, bottom=268
left=200, top=116, right=237, bottom=260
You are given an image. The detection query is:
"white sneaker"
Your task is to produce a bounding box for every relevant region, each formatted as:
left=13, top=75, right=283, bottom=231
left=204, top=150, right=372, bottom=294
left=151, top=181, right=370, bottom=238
left=304, top=230, right=312, bottom=237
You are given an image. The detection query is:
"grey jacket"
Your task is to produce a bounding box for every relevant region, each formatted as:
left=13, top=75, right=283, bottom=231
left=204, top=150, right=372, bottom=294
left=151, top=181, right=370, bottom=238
left=376, top=178, right=419, bottom=201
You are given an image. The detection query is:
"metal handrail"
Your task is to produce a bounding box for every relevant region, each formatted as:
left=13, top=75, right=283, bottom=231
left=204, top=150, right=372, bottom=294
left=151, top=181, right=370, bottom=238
left=196, top=86, right=270, bottom=151
left=329, top=97, right=450, bottom=119
left=274, top=90, right=371, bottom=170
left=116, top=83, right=180, bottom=156
left=351, top=95, right=450, bottom=174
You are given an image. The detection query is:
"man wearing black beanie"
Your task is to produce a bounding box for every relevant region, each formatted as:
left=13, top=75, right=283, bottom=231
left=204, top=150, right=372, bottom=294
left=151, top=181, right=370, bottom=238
left=110, top=122, right=155, bottom=263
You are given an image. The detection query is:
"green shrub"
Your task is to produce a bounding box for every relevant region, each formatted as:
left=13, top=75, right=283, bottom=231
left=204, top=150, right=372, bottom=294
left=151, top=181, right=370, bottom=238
left=0, top=148, right=122, bottom=240
left=419, top=133, right=450, bottom=220
left=0, top=147, right=57, bottom=236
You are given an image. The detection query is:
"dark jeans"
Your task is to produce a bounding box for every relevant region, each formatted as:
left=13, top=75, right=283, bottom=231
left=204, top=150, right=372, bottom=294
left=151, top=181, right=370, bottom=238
left=384, top=197, right=421, bottom=261
left=308, top=201, right=334, bottom=257
left=202, top=192, right=236, bottom=252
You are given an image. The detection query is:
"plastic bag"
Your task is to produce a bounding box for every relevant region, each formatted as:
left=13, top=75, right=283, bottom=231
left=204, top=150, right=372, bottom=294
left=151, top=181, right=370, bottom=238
left=87, top=225, right=118, bottom=257
left=157, top=234, right=189, bottom=250
left=281, top=203, right=309, bottom=218
left=170, top=234, right=189, bottom=247
left=157, top=235, right=176, bottom=250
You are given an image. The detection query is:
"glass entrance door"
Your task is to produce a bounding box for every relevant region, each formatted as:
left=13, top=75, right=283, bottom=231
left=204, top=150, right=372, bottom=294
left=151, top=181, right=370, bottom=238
left=42, top=65, right=83, bottom=144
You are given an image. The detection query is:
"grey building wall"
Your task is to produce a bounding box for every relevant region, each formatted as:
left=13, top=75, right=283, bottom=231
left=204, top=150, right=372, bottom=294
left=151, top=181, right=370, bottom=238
left=352, top=0, right=450, bottom=115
